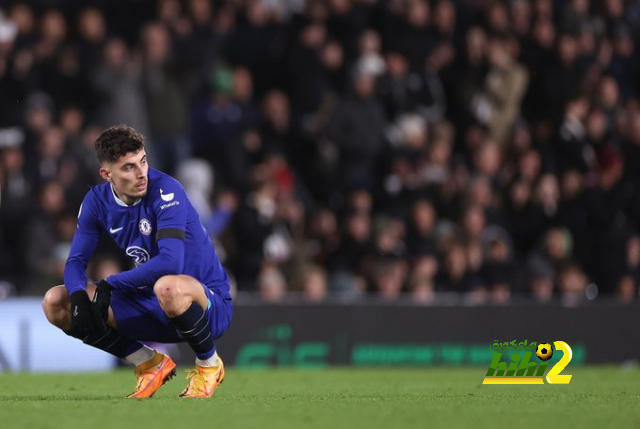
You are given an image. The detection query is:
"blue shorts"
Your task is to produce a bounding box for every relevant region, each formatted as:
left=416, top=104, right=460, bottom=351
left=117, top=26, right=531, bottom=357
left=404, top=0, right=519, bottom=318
left=110, top=285, right=233, bottom=344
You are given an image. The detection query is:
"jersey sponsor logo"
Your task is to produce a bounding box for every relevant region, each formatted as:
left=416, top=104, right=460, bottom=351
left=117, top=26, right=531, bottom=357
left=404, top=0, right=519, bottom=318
left=139, top=218, right=152, bottom=236
left=109, top=226, right=124, bottom=234
left=126, top=246, right=150, bottom=266
left=160, top=188, right=175, bottom=202
left=160, top=200, right=180, bottom=210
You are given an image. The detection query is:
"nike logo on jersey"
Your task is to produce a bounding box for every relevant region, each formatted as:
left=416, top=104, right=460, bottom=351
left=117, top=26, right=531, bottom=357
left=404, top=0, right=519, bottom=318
left=110, top=227, right=124, bottom=234
left=160, top=189, right=174, bottom=202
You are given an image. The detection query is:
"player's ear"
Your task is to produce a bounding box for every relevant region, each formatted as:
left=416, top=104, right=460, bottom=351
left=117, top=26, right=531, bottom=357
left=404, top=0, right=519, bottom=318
left=99, top=167, right=111, bottom=182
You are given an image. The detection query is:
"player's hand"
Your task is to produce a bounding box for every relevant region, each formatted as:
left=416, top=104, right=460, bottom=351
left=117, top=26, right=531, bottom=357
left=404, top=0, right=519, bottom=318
left=92, top=280, right=113, bottom=323
left=70, top=290, right=104, bottom=338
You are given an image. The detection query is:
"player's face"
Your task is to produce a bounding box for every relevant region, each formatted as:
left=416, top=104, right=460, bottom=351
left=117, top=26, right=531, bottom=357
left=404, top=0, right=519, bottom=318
left=100, top=149, right=149, bottom=204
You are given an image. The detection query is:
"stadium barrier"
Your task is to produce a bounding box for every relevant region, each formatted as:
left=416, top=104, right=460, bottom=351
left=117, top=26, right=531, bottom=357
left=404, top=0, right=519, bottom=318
left=198, top=302, right=638, bottom=368
left=0, top=298, right=115, bottom=372
left=1, top=299, right=637, bottom=372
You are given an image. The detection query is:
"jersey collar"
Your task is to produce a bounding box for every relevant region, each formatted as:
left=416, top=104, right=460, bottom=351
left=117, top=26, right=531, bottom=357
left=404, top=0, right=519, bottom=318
left=110, top=183, right=142, bottom=207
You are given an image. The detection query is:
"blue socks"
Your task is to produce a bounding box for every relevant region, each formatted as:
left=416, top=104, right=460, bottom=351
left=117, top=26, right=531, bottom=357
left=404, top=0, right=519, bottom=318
left=169, top=302, right=215, bottom=360
left=68, top=327, right=143, bottom=359
left=67, top=301, right=215, bottom=360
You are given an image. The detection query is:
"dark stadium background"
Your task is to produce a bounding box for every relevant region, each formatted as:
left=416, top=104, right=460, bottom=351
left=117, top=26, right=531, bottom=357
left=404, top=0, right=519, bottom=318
left=0, top=0, right=639, bottom=371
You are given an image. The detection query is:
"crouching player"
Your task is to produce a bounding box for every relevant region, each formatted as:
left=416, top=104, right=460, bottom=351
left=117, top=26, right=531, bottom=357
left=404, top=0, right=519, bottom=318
left=42, top=125, right=233, bottom=398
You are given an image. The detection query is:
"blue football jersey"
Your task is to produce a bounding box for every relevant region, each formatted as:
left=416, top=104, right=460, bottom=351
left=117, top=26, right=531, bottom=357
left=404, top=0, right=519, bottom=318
left=64, top=168, right=231, bottom=299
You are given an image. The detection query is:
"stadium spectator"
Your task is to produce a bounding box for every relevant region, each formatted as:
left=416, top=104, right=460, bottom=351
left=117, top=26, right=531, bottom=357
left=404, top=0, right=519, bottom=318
left=257, top=263, right=287, bottom=303
left=479, top=35, right=529, bottom=145
left=92, top=38, right=148, bottom=135
left=141, top=22, right=191, bottom=175
left=409, top=253, right=438, bottom=304
left=294, top=263, right=328, bottom=302
left=616, top=273, right=637, bottom=304
left=557, top=261, right=590, bottom=305
left=26, top=181, right=67, bottom=292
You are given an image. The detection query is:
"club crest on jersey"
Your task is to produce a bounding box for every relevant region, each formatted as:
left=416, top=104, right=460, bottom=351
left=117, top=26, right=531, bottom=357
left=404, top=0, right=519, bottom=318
left=160, top=188, right=174, bottom=202
left=139, top=218, right=152, bottom=236
left=126, top=246, right=150, bottom=266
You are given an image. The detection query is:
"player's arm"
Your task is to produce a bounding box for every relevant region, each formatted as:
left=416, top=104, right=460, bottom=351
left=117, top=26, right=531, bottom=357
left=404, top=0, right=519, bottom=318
left=101, top=237, right=185, bottom=291
left=64, top=193, right=102, bottom=294
left=63, top=192, right=106, bottom=336
left=105, top=181, right=187, bottom=291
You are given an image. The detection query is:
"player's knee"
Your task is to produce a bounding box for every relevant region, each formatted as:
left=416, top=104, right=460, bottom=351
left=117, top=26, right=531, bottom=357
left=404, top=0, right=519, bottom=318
left=42, top=285, right=70, bottom=328
left=154, top=275, right=180, bottom=297
left=155, top=274, right=182, bottom=300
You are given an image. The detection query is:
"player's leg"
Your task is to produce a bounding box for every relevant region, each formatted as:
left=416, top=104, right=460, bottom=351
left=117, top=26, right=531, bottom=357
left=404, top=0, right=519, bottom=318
left=43, top=284, right=151, bottom=360
left=154, top=274, right=215, bottom=360
left=154, top=274, right=229, bottom=398
left=42, top=285, right=177, bottom=398
left=43, top=284, right=118, bottom=330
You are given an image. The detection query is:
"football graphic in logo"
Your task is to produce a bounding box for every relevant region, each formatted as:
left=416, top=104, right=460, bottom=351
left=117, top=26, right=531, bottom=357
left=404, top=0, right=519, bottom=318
left=536, top=343, right=554, bottom=361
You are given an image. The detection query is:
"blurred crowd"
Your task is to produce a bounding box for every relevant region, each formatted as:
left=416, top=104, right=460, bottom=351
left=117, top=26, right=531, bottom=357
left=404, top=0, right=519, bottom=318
left=1, top=0, right=640, bottom=304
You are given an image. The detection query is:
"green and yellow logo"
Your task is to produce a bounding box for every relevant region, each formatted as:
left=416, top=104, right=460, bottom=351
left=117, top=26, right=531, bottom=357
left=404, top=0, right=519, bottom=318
left=483, top=340, right=573, bottom=385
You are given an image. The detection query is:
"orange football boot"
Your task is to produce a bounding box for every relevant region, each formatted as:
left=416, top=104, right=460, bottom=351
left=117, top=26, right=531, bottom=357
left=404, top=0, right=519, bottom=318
left=179, top=357, right=225, bottom=398
left=127, top=352, right=177, bottom=399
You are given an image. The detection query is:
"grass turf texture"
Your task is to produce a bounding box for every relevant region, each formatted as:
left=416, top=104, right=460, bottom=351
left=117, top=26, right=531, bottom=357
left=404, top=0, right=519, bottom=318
left=1, top=367, right=639, bottom=428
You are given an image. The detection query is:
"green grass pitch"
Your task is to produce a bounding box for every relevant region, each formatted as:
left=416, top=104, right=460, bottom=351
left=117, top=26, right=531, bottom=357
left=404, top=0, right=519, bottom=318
left=1, top=367, right=639, bottom=428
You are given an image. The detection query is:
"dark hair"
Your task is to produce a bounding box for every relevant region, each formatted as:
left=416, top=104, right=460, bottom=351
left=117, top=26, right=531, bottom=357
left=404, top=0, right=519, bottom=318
left=94, top=125, right=145, bottom=164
